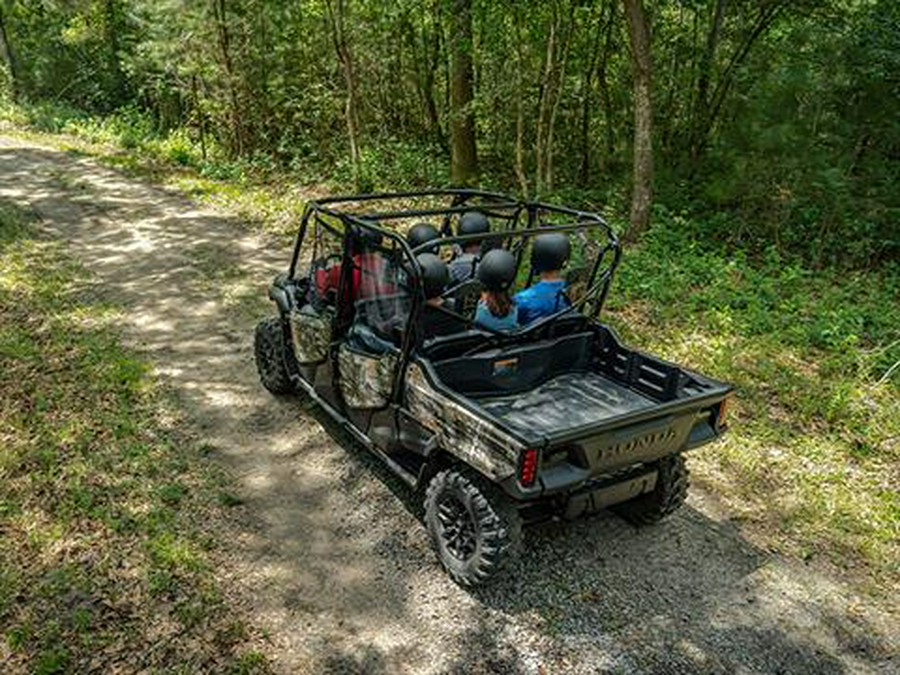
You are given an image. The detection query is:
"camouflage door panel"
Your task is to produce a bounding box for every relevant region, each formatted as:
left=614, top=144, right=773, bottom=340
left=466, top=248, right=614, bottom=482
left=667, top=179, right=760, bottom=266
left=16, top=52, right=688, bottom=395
left=337, top=345, right=398, bottom=409
left=405, top=363, right=521, bottom=481
left=290, top=309, right=332, bottom=363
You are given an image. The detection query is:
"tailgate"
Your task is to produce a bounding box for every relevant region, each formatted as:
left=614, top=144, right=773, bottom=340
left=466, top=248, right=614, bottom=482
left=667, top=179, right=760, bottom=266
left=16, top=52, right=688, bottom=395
left=568, top=413, right=696, bottom=473
left=537, top=400, right=725, bottom=495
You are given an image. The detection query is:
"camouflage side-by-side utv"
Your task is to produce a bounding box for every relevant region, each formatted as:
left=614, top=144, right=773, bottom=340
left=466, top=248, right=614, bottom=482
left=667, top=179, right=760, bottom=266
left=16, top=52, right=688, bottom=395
left=254, top=190, right=732, bottom=586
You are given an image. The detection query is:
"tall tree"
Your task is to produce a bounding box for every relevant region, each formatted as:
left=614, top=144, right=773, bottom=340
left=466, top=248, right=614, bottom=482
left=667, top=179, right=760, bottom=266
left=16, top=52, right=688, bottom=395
left=513, top=3, right=528, bottom=197
left=534, top=0, right=575, bottom=195
left=213, top=0, right=244, bottom=156
left=449, top=0, right=478, bottom=186
left=326, top=0, right=362, bottom=189
left=689, top=0, right=726, bottom=163
left=0, top=2, right=20, bottom=102
left=624, top=0, right=653, bottom=239
left=688, top=0, right=789, bottom=168
left=103, top=0, right=127, bottom=104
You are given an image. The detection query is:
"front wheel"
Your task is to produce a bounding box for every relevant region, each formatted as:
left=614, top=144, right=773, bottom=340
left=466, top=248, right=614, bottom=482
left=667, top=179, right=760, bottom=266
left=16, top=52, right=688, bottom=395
left=254, top=316, right=294, bottom=395
left=424, top=468, right=523, bottom=587
left=613, top=453, right=689, bottom=525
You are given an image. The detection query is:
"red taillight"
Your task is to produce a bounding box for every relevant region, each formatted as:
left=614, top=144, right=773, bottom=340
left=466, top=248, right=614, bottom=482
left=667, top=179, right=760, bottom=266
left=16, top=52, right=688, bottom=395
left=519, top=448, right=539, bottom=487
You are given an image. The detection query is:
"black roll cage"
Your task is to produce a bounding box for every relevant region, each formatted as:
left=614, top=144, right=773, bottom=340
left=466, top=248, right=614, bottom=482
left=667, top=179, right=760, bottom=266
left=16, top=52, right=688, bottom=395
left=288, top=188, right=621, bottom=357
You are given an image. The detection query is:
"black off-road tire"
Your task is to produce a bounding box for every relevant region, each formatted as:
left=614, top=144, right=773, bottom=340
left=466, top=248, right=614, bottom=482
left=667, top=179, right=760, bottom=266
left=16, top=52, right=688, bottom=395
left=424, top=468, right=523, bottom=587
left=254, top=316, right=294, bottom=395
left=613, top=454, right=689, bottom=525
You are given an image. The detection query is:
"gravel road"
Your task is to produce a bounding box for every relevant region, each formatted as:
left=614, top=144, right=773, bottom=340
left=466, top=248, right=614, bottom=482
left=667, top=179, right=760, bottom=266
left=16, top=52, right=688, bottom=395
left=1, top=135, right=896, bottom=674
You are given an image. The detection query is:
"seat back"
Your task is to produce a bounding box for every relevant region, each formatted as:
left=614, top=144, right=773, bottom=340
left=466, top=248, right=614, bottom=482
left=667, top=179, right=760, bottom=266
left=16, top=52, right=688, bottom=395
left=451, top=279, right=483, bottom=319
left=432, top=331, right=595, bottom=397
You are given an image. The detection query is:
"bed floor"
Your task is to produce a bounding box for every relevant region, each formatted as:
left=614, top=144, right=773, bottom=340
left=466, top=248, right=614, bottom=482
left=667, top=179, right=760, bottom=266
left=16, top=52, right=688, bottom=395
left=477, top=371, right=655, bottom=437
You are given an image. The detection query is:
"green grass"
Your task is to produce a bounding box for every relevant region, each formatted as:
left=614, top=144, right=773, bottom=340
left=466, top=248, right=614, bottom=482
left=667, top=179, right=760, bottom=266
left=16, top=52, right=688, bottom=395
left=0, top=201, right=269, bottom=673
left=604, top=215, right=900, bottom=592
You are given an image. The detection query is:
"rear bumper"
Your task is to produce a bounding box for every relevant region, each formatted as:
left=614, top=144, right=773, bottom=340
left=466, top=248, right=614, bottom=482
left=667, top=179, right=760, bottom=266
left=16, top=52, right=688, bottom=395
left=563, top=466, right=658, bottom=519
left=498, top=410, right=723, bottom=502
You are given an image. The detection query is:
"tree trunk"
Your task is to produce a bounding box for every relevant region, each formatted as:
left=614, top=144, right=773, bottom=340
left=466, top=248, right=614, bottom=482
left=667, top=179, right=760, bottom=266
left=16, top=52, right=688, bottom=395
left=624, top=0, right=653, bottom=239
left=326, top=0, right=362, bottom=190
left=104, top=0, right=126, bottom=105
left=598, top=4, right=616, bottom=170
left=534, top=11, right=557, bottom=195
left=689, top=0, right=726, bottom=164
left=544, top=3, right=575, bottom=192
left=423, top=7, right=445, bottom=149
left=449, top=0, right=478, bottom=186
left=213, top=0, right=243, bottom=156
left=0, top=3, right=21, bottom=102
left=404, top=5, right=445, bottom=149
left=579, top=6, right=606, bottom=184
left=691, top=1, right=787, bottom=167
left=191, top=73, right=207, bottom=160
left=513, top=5, right=528, bottom=197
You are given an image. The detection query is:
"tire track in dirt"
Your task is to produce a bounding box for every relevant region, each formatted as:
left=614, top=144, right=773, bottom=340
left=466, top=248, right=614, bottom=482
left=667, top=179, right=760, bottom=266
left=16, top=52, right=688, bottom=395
left=1, top=135, right=896, bottom=674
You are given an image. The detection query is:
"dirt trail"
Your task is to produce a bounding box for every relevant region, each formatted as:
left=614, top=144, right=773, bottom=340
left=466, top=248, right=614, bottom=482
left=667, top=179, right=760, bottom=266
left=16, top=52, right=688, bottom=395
left=1, top=135, right=896, bottom=674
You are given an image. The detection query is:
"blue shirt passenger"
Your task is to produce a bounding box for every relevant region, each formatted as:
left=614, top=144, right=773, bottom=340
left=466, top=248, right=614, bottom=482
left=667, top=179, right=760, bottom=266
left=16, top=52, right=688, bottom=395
left=514, top=279, right=570, bottom=325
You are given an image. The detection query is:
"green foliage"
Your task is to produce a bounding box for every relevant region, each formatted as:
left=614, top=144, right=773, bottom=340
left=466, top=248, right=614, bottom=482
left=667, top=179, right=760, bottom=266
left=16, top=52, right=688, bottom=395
left=605, top=212, right=900, bottom=585
left=672, top=0, right=900, bottom=267
left=330, top=139, right=449, bottom=191
left=614, top=207, right=900, bottom=368
left=0, top=0, right=896, bottom=267
left=2, top=0, right=130, bottom=111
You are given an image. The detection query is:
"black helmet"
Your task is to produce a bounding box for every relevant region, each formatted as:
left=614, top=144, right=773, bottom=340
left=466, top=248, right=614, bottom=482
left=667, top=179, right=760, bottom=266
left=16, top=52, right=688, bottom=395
left=477, top=249, right=517, bottom=292
left=417, top=253, right=449, bottom=299
left=531, top=233, right=570, bottom=273
left=407, top=222, right=441, bottom=250
left=458, top=211, right=490, bottom=237
left=349, top=222, right=383, bottom=250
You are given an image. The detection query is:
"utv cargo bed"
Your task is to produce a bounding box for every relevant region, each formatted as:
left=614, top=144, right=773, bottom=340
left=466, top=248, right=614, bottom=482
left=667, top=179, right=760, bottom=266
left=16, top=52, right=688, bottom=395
left=424, top=325, right=730, bottom=487
left=478, top=371, right=655, bottom=437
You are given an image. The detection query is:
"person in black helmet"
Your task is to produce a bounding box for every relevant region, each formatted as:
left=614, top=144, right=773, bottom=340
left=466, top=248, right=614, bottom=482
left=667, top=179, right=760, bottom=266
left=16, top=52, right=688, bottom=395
left=406, top=222, right=441, bottom=252
left=417, top=253, right=468, bottom=339
left=474, top=249, right=518, bottom=332
left=448, top=211, right=490, bottom=285
left=514, top=233, right=571, bottom=325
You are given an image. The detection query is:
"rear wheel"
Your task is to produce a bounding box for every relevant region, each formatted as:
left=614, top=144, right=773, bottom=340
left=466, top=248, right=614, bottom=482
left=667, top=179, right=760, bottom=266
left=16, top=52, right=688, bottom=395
left=424, top=468, right=522, bottom=587
left=254, top=316, right=294, bottom=395
left=613, top=454, right=689, bottom=525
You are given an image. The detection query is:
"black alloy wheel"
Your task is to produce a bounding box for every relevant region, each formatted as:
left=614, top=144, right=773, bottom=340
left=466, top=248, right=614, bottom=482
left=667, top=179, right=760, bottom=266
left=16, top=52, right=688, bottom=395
left=424, top=467, right=522, bottom=586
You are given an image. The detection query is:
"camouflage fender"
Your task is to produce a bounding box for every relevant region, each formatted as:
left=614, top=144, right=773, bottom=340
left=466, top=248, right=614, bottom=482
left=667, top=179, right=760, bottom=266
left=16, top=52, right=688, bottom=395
left=290, top=309, right=332, bottom=363
left=337, top=345, right=398, bottom=409
left=405, top=363, right=521, bottom=481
